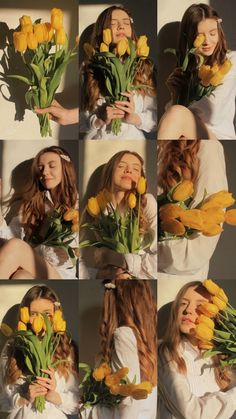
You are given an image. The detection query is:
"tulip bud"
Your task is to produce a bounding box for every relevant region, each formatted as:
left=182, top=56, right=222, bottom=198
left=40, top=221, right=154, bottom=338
left=137, top=176, right=146, bottom=194
left=32, top=315, right=44, bottom=334
left=117, top=38, right=128, bottom=56
left=212, top=295, right=227, bottom=311
left=201, top=191, right=235, bottom=210
left=87, top=197, right=101, bottom=217
left=27, top=32, right=38, bottom=50
left=198, top=302, right=219, bottom=318
left=137, top=35, right=148, bottom=49
left=13, top=31, right=27, bottom=52
left=44, top=22, right=54, bottom=42
left=131, top=388, right=149, bottom=400
left=220, top=59, right=232, bottom=75
left=159, top=203, right=184, bottom=221
left=128, top=192, right=137, bottom=209
left=55, top=27, right=67, bottom=46
left=116, top=367, right=129, bottom=379
left=34, top=23, right=47, bottom=44
left=197, top=314, right=215, bottom=330
left=100, top=42, right=109, bottom=53
left=64, top=208, right=78, bottom=221
left=202, top=207, right=225, bottom=224
left=118, top=383, right=136, bottom=397
left=193, top=34, right=205, bottom=48
left=93, top=366, right=105, bottom=381
left=195, top=323, right=214, bottom=341
left=105, top=374, right=120, bottom=387
left=20, top=15, right=33, bottom=28
left=202, top=223, right=223, bottom=236
left=20, top=307, right=30, bottom=324
left=225, top=209, right=236, bottom=226
left=137, top=44, right=149, bottom=58
left=21, top=24, right=33, bottom=34
left=202, top=279, right=220, bottom=296
left=133, top=381, right=152, bottom=394
left=100, top=362, right=112, bottom=377
left=161, top=219, right=185, bottom=236
left=53, top=317, right=66, bottom=333
left=51, top=8, right=64, bottom=30
left=179, top=209, right=204, bottom=230
left=17, top=321, right=27, bottom=332
left=210, top=73, right=223, bottom=87
left=103, top=28, right=112, bottom=46
left=218, top=288, right=228, bottom=303
left=172, top=180, right=194, bottom=201
left=71, top=223, right=79, bottom=233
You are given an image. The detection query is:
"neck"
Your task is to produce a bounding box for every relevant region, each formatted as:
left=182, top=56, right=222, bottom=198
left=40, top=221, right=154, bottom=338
left=112, top=190, right=127, bottom=208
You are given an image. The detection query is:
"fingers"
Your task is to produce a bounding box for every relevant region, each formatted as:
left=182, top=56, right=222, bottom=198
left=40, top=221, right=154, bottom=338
left=40, top=366, right=55, bottom=377
left=115, top=101, right=134, bottom=114
left=34, top=106, right=53, bottom=115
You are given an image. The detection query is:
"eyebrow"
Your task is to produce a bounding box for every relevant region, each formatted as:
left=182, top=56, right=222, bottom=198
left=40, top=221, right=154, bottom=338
left=181, top=298, right=207, bottom=303
left=38, top=160, right=57, bottom=165
left=111, top=18, right=131, bottom=22
left=119, top=160, right=141, bottom=167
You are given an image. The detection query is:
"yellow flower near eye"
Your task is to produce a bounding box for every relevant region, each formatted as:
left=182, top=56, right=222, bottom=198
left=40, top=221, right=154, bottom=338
left=161, top=219, right=185, bottom=236
left=83, top=43, right=95, bottom=58
left=87, top=197, right=101, bottom=217
left=44, top=23, right=54, bottom=42
left=201, top=191, right=235, bottom=210
left=51, top=8, right=64, bottom=30
left=132, top=388, right=149, bottom=400
left=197, top=314, right=215, bottom=330
left=0, top=323, right=13, bottom=337
left=13, top=32, right=27, bottom=52
left=137, top=176, right=146, bottom=194
left=179, top=209, right=204, bottom=230
left=198, top=340, right=214, bottom=350
left=225, top=209, right=236, bottom=225
left=128, top=192, right=137, bottom=209
left=55, top=27, right=67, bottom=46
left=27, top=33, right=38, bottom=50
left=64, top=208, right=78, bottom=222
left=220, top=59, right=232, bottom=75
left=33, top=23, right=47, bottom=44
left=32, top=315, right=44, bottom=334
left=198, top=302, right=219, bottom=318
left=193, top=33, right=205, bottom=48
left=212, top=295, right=227, bottom=311
left=210, top=72, right=223, bottom=87
left=93, top=366, right=105, bottom=381
left=100, top=42, right=109, bottom=53
left=159, top=203, right=184, bottom=221
left=172, top=180, right=194, bottom=201
left=20, top=307, right=30, bottom=324
left=203, top=279, right=220, bottom=296
left=103, top=28, right=112, bottom=46
left=17, top=321, right=27, bottom=332
left=117, top=38, right=129, bottom=56
left=20, top=15, right=32, bottom=28
left=202, top=223, right=223, bottom=236
left=195, top=323, right=214, bottom=341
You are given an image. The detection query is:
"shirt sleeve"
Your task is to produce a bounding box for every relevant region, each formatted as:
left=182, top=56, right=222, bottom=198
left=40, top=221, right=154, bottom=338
left=56, top=372, right=79, bottom=415
left=159, top=357, right=236, bottom=419
left=136, top=95, right=157, bottom=133
left=158, top=140, right=228, bottom=276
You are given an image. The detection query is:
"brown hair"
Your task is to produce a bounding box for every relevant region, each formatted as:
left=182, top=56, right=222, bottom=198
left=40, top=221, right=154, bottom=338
left=100, top=280, right=157, bottom=385
left=158, top=140, right=200, bottom=192
left=5, top=285, right=77, bottom=384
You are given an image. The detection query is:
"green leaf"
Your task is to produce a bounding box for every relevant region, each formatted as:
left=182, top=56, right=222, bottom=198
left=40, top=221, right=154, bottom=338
left=7, top=75, right=33, bottom=86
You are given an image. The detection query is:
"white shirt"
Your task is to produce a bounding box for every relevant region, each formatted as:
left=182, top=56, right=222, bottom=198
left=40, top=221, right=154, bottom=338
left=158, top=140, right=228, bottom=281
left=158, top=340, right=236, bottom=419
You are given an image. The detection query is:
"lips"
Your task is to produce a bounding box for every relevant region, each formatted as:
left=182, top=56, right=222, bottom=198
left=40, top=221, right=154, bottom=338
left=181, top=317, right=195, bottom=325
left=117, top=32, right=125, bottom=38
left=121, top=176, right=132, bottom=181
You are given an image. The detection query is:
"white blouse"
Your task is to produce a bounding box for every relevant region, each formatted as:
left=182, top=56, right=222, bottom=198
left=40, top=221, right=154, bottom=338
left=158, top=140, right=228, bottom=281
left=158, top=340, right=236, bottom=419
left=80, top=326, right=157, bottom=419
left=189, top=51, right=236, bottom=140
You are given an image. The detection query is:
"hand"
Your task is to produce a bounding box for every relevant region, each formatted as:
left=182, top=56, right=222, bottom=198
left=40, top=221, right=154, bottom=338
left=35, top=100, right=79, bottom=125
left=95, top=105, right=125, bottom=127
left=36, top=366, right=62, bottom=406
left=115, top=91, right=141, bottom=126
left=96, top=266, right=131, bottom=279
left=27, top=383, right=47, bottom=403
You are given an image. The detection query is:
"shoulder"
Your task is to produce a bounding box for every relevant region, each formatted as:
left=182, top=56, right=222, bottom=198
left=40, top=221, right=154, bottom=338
left=113, top=326, right=137, bottom=347
left=198, top=139, right=224, bottom=158
left=227, top=50, right=236, bottom=64
left=143, top=193, right=157, bottom=218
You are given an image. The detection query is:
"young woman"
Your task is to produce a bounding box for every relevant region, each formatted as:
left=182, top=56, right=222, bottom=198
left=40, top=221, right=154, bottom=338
left=80, top=5, right=157, bottom=140
left=80, top=279, right=157, bottom=418
left=0, top=285, right=79, bottom=418
left=158, top=3, right=236, bottom=140
left=80, top=150, right=157, bottom=279
left=158, top=281, right=236, bottom=418
left=157, top=139, right=227, bottom=280
left=0, top=146, right=78, bottom=279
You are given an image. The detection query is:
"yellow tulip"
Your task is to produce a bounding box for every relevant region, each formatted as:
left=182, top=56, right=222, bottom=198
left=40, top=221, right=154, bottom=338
left=52, top=309, right=63, bottom=321
left=198, top=340, right=214, bottom=350
left=55, top=27, right=67, bottom=46
left=172, top=180, right=194, bottom=201
left=211, top=64, right=219, bottom=74
left=21, top=24, right=33, bottom=34
left=159, top=203, right=184, bottom=221
left=100, top=42, right=109, bottom=53
left=179, top=209, right=204, bottom=230
left=32, top=315, right=44, bottom=334
left=201, top=191, right=235, bottom=210
left=195, top=323, right=214, bottom=341
left=71, top=223, right=79, bottom=233
left=20, top=15, right=32, bottom=28
left=109, top=384, right=120, bottom=395
left=116, top=367, right=129, bottom=379
left=197, top=314, right=215, bottom=330
left=100, top=362, right=112, bottom=377
left=64, top=208, right=78, bottom=221
left=220, top=59, right=232, bottom=75
left=118, top=383, right=136, bottom=397
left=198, top=65, right=212, bottom=87
left=161, top=219, right=185, bottom=236
left=137, top=44, right=150, bottom=58
left=202, top=207, right=225, bottom=224
left=203, top=279, right=220, bottom=296
left=212, top=295, right=227, bottom=311
left=225, top=209, right=236, bottom=225
left=44, top=23, right=54, bottom=42
left=87, top=197, right=101, bottom=217
left=202, top=223, right=223, bottom=236
left=198, top=302, right=219, bottom=318
left=27, top=33, right=38, bottom=50
left=117, top=38, right=128, bottom=56
left=53, top=318, right=66, bottom=333
left=13, top=31, right=27, bottom=52
left=132, top=388, right=149, bottom=400
left=137, top=35, right=148, bottom=49
left=210, top=72, right=223, bottom=87
left=134, top=381, right=152, bottom=394
left=83, top=42, right=95, bottom=58
left=93, top=366, right=105, bottom=381
left=218, top=288, right=228, bottom=303
left=193, top=33, right=205, bottom=48
left=51, top=8, right=64, bottom=30
left=34, top=23, right=47, bottom=44
left=0, top=323, right=13, bottom=337
left=128, top=192, right=137, bottom=209
left=20, top=307, right=30, bottom=323
left=103, top=28, right=112, bottom=46
left=17, top=321, right=27, bottom=332
left=137, top=176, right=146, bottom=194
left=105, top=374, right=120, bottom=387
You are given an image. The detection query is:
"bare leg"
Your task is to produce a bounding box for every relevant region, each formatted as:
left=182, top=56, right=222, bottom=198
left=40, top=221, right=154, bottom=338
left=157, top=105, right=217, bottom=140
left=11, top=269, right=35, bottom=280
left=0, top=238, right=62, bottom=280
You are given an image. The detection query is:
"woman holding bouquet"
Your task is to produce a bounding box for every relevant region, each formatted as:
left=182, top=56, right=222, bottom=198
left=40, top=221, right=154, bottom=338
left=80, top=150, right=157, bottom=279
left=158, top=3, right=236, bottom=140
left=0, top=146, right=78, bottom=279
left=80, top=5, right=157, bottom=140
left=158, top=281, right=236, bottom=418
left=0, top=285, right=79, bottom=418
left=80, top=279, right=157, bottom=418
left=158, top=139, right=227, bottom=281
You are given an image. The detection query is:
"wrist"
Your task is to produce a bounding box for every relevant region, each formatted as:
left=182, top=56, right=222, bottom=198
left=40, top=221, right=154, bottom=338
left=94, top=117, right=106, bottom=128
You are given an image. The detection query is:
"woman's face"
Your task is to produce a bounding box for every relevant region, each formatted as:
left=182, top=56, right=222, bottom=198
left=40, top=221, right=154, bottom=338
left=29, top=298, right=54, bottom=324
left=197, top=18, right=219, bottom=56
left=177, top=286, right=209, bottom=336
left=112, top=153, right=142, bottom=192
left=38, top=152, right=62, bottom=190
left=110, top=9, right=132, bottom=44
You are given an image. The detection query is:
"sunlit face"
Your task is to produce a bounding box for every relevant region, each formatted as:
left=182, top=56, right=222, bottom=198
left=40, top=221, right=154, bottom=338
left=197, top=18, right=219, bottom=56
left=177, top=286, right=209, bottom=335
left=110, top=9, right=132, bottom=44
left=29, top=298, right=54, bottom=324
left=112, top=153, right=142, bottom=192
left=38, top=152, right=62, bottom=191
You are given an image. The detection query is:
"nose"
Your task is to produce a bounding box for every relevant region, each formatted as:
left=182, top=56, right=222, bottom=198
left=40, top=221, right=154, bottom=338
left=117, top=20, right=124, bottom=30
left=183, top=301, right=195, bottom=315
left=124, top=165, right=132, bottom=173
left=203, top=34, right=210, bottom=45
left=42, top=166, right=49, bottom=176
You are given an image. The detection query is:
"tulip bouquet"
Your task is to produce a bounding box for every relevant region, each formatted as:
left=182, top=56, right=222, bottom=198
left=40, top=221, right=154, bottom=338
left=79, top=361, right=152, bottom=410
left=158, top=180, right=236, bottom=241
left=165, top=34, right=232, bottom=106
left=83, top=29, right=150, bottom=135
left=30, top=208, right=79, bottom=266
left=194, top=279, right=236, bottom=368
left=0, top=306, right=67, bottom=413
left=7, top=8, right=77, bottom=137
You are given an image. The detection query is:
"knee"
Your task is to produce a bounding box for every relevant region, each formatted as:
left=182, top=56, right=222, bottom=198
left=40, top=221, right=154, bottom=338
left=2, top=238, right=25, bottom=256
left=11, top=269, right=34, bottom=279
left=166, top=104, right=191, bottom=120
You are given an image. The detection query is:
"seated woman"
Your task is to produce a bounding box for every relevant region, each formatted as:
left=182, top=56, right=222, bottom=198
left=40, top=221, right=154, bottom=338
left=158, top=3, right=236, bottom=140
left=0, top=146, right=78, bottom=279
left=80, top=150, right=157, bottom=279
left=158, top=281, right=236, bottom=418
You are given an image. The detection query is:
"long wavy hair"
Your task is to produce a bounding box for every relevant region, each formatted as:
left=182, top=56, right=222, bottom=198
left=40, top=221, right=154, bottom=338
left=5, top=285, right=77, bottom=385
left=159, top=281, right=231, bottom=390
left=158, top=140, right=200, bottom=192
left=81, top=5, right=156, bottom=112
left=100, top=280, right=157, bottom=385
left=4, top=146, right=78, bottom=238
